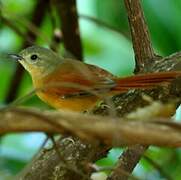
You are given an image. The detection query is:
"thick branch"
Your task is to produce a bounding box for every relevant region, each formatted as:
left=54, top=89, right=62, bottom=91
left=144, top=51, right=181, bottom=73
left=16, top=136, right=108, bottom=180
left=56, top=0, right=83, bottom=60
left=124, top=0, right=155, bottom=73
left=1, top=99, right=181, bottom=147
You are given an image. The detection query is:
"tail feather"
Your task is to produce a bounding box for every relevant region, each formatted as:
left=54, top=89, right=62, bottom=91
left=112, top=71, right=181, bottom=92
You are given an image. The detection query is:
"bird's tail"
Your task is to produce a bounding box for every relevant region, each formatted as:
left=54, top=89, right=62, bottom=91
left=112, top=71, right=181, bottom=92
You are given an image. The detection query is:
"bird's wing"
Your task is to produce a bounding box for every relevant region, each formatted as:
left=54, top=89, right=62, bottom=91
left=42, top=60, right=116, bottom=98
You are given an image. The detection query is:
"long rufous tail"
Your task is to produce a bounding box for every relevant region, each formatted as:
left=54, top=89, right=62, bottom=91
left=112, top=71, right=181, bottom=92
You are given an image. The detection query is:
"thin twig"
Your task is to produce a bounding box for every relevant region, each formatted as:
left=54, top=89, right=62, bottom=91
left=143, top=155, right=173, bottom=180
left=47, top=134, right=62, bottom=160
left=0, top=16, right=33, bottom=44
left=79, top=14, right=130, bottom=40
left=5, top=0, right=49, bottom=103
left=49, top=28, right=63, bottom=52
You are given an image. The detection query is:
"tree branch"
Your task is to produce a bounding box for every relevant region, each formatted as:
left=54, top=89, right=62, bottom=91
left=16, top=136, right=108, bottom=180
left=107, top=145, right=147, bottom=180
left=55, top=0, right=83, bottom=60
left=1, top=98, right=181, bottom=147
left=124, top=0, right=155, bottom=73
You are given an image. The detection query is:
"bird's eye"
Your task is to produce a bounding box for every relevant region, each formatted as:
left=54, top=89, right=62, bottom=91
left=30, top=54, right=38, bottom=60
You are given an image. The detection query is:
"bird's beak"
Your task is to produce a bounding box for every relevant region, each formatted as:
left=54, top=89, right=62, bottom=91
left=8, top=54, right=24, bottom=61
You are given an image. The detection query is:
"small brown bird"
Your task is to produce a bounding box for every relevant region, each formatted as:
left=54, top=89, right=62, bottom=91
left=9, top=46, right=181, bottom=111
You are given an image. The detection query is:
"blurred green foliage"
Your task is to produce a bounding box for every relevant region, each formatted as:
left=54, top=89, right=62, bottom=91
left=0, top=0, right=180, bottom=179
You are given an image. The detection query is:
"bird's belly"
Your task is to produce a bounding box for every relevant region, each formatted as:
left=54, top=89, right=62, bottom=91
left=36, top=92, right=99, bottom=112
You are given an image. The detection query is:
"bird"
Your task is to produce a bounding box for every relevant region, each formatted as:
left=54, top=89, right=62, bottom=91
left=9, top=46, right=181, bottom=112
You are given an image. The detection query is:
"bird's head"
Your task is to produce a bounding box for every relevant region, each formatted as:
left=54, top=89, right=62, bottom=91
left=9, top=46, right=63, bottom=77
